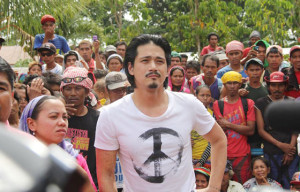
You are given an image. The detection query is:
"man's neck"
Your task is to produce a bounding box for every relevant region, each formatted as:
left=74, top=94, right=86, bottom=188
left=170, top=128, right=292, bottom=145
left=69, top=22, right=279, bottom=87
left=74, top=105, right=88, bottom=117
left=132, top=87, right=168, bottom=117
left=269, top=94, right=284, bottom=101
left=210, top=44, right=217, bottom=49
left=225, top=94, right=240, bottom=103
left=269, top=66, right=279, bottom=73
left=249, top=80, right=261, bottom=88
left=230, top=63, right=242, bottom=71
left=203, top=76, right=215, bottom=86
left=46, top=61, right=56, bottom=69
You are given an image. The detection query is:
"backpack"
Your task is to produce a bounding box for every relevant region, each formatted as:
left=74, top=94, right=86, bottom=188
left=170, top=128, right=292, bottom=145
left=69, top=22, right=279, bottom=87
left=218, top=97, right=248, bottom=120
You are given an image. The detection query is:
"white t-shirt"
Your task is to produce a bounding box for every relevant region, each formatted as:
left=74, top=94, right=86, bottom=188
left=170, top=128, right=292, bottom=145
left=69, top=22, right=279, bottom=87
left=94, top=90, right=215, bottom=192
left=42, top=63, right=63, bottom=75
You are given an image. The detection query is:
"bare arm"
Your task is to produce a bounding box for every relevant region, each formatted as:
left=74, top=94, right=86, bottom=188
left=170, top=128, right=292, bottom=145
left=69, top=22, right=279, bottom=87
left=93, top=40, right=103, bottom=69
left=96, top=148, right=118, bottom=192
left=202, top=122, right=227, bottom=192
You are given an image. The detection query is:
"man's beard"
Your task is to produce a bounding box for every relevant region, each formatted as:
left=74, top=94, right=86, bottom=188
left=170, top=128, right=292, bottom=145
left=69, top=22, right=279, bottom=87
left=148, top=82, right=158, bottom=89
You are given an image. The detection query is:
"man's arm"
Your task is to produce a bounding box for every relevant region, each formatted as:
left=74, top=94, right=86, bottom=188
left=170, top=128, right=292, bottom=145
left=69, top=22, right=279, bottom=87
left=217, top=118, right=255, bottom=136
left=202, top=122, right=227, bottom=192
left=93, top=40, right=103, bottom=69
left=96, top=148, right=118, bottom=192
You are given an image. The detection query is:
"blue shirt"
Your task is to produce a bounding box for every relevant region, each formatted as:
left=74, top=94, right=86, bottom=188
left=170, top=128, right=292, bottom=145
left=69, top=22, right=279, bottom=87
left=217, top=65, right=248, bottom=79
left=34, top=34, right=70, bottom=54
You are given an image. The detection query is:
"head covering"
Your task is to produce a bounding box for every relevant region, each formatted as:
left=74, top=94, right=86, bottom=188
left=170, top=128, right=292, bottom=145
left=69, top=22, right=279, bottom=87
left=194, top=167, right=211, bottom=177
left=249, top=30, right=261, bottom=39
left=105, top=45, right=117, bottom=53
left=107, top=54, right=123, bottom=66
left=221, top=71, right=242, bottom=84
left=245, top=58, right=264, bottom=70
left=291, top=172, right=300, bottom=185
left=225, top=40, right=244, bottom=54
left=214, top=51, right=228, bottom=61
left=60, top=66, right=93, bottom=91
left=264, top=71, right=289, bottom=83
left=105, top=71, right=127, bottom=90
left=168, top=66, right=190, bottom=93
left=19, top=95, right=78, bottom=158
left=63, top=50, right=84, bottom=70
left=290, top=45, right=300, bottom=57
left=41, top=14, right=56, bottom=25
left=37, top=43, right=56, bottom=54
left=171, top=51, right=182, bottom=61
left=55, top=54, right=64, bottom=59
left=266, top=45, right=283, bottom=56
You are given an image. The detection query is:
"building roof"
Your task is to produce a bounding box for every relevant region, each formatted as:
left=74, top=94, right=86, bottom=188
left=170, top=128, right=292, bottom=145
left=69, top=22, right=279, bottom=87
left=0, top=46, right=32, bottom=65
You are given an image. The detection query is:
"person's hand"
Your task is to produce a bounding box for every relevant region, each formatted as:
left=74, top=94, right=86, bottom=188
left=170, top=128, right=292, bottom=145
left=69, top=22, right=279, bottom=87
left=282, top=153, right=294, bottom=166
left=44, top=27, right=55, bottom=39
left=65, top=103, right=77, bottom=117
left=259, top=176, right=271, bottom=186
left=80, top=60, right=89, bottom=70
left=27, top=78, right=44, bottom=101
left=238, top=88, right=249, bottom=97
left=217, top=117, right=229, bottom=131
left=247, top=46, right=258, bottom=59
left=278, top=142, right=296, bottom=155
left=93, top=40, right=100, bottom=52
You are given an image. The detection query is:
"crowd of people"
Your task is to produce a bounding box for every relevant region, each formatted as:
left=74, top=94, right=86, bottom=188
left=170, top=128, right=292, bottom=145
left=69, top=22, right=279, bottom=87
left=0, top=14, right=300, bottom=192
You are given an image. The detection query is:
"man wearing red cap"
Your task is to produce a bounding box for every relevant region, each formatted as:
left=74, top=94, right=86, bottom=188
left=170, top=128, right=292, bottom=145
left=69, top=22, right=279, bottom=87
left=34, top=14, right=70, bottom=55
left=255, top=71, right=299, bottom=189
left=283, top=46, right=300, bottom=98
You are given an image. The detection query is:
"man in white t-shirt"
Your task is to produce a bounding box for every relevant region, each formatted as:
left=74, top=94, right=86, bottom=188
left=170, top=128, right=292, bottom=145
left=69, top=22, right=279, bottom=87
left=95, top=34, right=227, bottom=192
left=37, top=43, right=62, bottom=75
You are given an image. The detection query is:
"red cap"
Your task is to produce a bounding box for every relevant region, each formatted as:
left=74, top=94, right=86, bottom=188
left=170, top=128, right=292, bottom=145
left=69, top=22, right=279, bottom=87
left=264, top=71, right=289, bottom=83
left=290, top=45, right=300, bottom=57
left=41, top=15, right=56, bottom=25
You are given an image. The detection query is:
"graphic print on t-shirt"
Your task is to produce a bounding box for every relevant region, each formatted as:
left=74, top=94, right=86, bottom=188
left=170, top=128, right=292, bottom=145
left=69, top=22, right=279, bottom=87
left=66, top=128, right=90, bottom=151
left=132, top=127, right=184, bottom=183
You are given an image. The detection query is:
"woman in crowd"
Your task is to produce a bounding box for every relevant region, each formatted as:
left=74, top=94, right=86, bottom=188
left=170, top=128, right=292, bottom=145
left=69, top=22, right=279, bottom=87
left=8, top=90, right=20, bottom=128
left=194, top=167, right=210, bottom=189
left=243, top=156, right=282, bottom=191
left=28, top=61, right=42, bottom=76
left=106, top=53, right=123, bottom=72
left=19, top=95, right=96, bottom=191
left=168, top=66, right=190, bottom=93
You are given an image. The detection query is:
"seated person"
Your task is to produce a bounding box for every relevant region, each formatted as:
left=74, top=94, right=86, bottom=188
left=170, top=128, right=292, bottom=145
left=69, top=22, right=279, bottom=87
left=221, top=161, right=245, bottom=192
left=194, top=167, right=210, bottom=189
left=290, top=172, right=300, bottom=191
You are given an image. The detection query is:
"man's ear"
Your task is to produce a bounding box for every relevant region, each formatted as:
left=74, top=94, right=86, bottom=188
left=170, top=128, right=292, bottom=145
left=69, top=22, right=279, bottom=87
left=128, top=62, right=134, bottom=75
left=27, top=118, right=37, bottom=133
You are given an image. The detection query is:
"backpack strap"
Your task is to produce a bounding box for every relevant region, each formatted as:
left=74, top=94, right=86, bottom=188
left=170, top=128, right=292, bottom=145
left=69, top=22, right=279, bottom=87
left=241, top=97, right=248, bottom=121
left=218, top=100, right=224, bottom=116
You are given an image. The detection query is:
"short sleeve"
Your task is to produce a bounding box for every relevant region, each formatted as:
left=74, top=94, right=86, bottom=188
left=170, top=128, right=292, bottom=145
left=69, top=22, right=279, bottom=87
left=60, top=36, right=71, bottom=54
left=94, top=107, right=119, bottom=150
left=33, top=34, right=43, bottom=49
left=192, top=96, right=216, bottom=135
left=246, top=99, right=255, bottom=122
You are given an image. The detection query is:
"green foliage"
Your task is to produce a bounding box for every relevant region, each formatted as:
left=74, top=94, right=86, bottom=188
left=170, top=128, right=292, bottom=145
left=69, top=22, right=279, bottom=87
left=14, top=58, right=33, bottom=67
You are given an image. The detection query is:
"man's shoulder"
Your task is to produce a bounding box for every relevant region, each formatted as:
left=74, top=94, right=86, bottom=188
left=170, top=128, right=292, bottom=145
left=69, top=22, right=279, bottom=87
left=54, top=34, right=67, bottom=41
left=87, top=107, right=100, bottom=117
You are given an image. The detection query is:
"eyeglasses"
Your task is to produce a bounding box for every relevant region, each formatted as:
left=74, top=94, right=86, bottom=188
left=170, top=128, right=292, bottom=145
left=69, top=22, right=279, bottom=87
left=62, top=76, right=86, bottom=83
left=41, top=52, right=54, bottom=57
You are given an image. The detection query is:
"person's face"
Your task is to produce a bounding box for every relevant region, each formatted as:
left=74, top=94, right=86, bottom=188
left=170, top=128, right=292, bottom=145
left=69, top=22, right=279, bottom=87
left=9, top=98, right=19, bottom=117
left=40, top=51, right=55, bottom=65
left=171, top=69, right=184, bottom=87
left=186, top=68, right=198, bottom=80
left=107, top=86, right=127, bottom=103
left=55, top=57, right=64, bottom=66
left=15, top=88, right=27, bottom=113
left=79, top=43, right=93, bottom=61
left=62, top=84, right=88, bottom=108
left=42, top=21, right=55, bottom=34
left=0, top=72, right=13, bottom=123
left=269, top=82, right=286, bottom=100
left=224, top=81, right=241, bottom=97
left=196, top=87, right=212, bottom=108
left=209, top=35, right=218, bottom=47
left=245, top=64, right=263, bottom=83
left=100, top=54, right=107, bottom=65
left=250, top=37, right=260, bottom=45
left=65, top=55, right=77, bottom=68
left=227, top=51, right=242, bottom=66
left=28, top=65, right=42, bottom=76
left=128, top=43, right=167, bottom=90
left=221, top=172, right=230, bottom=189
left=290, top=50, right=300, bottom=72
left=202, top=59, right=218, bottom=79
left=171, top=57, right=181, bottom=67
left=252, top=159, right=270, bottom=180
left=181, top=57, right=187, bottom=68
left=219, top=59, right=229, bottom=70
left=116, top=45, right=126, bottom=58
left=108, top=58, right=123, bottom=72
left=195, top=173, right=208, bottom=189
left=50, top=84, right=60, bottom=92
left=257, top=46, right=266, bottom=62
left=267, top=53, right=283, bottom=70
left=27, top=99, right=68, bottom=145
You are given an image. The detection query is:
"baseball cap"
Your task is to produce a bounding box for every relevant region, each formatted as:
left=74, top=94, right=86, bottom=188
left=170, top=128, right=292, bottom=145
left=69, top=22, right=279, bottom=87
left=41, top=14, right=56, bottom=25
left=290, top=172, right=300, bottom=185
left=264, top=71, right=289, bottom=83
left=245, top=58, right=264, bottom=70
left=194, top=167, right=210, bottom=177
left=105, top=45, right=117, bottom=53
left=290, top=45, right=300, bottom=57
left=249, top=30, right=261, bottom=39
left=226, top=40, right=244, bottom=54
left=171, top=51, right=181, bottom=60
left=266, top=45, right=283, bottom=56
left=105, top=71, right=127, bottom=90
left=225, top=160, right=233, bottom=172
left=214, top=51, right=228, bottom=61
left=37, top=43, right=56, bottom=54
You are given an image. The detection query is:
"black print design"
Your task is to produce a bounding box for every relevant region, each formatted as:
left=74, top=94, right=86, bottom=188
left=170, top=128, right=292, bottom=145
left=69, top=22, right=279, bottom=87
left=133, top=127, right=184, bottom=183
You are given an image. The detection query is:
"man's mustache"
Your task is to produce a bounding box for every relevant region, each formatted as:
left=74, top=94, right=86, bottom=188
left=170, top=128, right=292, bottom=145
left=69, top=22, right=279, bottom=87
left=145, top=71, right=161, bottom=78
